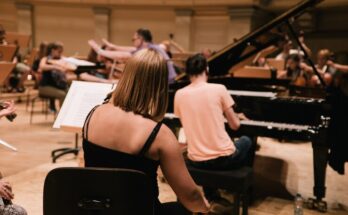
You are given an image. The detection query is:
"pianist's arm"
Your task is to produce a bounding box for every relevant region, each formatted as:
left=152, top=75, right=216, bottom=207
left=221, top=85, right=240, bottom=130
left=224, top=108, right=240, bottom=131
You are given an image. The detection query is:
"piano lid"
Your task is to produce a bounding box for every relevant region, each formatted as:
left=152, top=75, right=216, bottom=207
left=208, top=0, right=324, bottom=77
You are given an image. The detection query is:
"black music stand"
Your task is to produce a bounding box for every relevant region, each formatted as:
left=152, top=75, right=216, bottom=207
left=51, top=133, right=79, bottom=163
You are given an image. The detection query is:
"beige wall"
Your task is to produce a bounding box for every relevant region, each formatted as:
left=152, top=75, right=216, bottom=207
left=0, top=1, right=18, bottom=32
left=110, top=8, right=176, bottom=46
left=34, top=5, right=94, bottom=56
left=0, top=0, right=348, bottom=59
left=193, top=15, right=229, bottom=52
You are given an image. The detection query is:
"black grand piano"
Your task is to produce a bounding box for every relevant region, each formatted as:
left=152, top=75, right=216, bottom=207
left=164, top=0, right=348, bottom=212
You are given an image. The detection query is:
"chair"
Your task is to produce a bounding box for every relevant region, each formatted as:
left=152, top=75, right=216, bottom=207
left=29, top=95, right=55, bottom=124
left=43, top=167, right=155, bottom=215
left=186, top=164, right=253, bottom=215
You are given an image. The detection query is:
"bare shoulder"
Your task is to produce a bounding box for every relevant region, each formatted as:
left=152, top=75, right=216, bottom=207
left=153, top=123, right=178, bottom=149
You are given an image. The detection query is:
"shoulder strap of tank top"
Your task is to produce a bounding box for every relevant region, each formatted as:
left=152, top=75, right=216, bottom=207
left=82, top=105, right=100, bottom=140
left=138, top=122, right=163, bottom=157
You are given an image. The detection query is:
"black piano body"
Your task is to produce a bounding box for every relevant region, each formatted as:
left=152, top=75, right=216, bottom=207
left=165, top=0, right=344, bottom=211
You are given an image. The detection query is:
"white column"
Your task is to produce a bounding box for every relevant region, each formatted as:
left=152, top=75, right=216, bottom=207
left=175, top=9, right=193, bottom=52
left=93, top=7, right=110, bottom=41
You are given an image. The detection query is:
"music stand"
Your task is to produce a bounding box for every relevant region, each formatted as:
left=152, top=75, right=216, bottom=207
left=0, top=45, right=17, bottom=62
left=5, top=32, right=31, bottom=48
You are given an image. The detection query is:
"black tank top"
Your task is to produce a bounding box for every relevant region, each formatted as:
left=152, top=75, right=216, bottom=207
left=82, top=105, right=163, bottom=213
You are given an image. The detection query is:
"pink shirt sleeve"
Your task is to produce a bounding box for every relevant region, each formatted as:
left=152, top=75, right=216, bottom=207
left=220, top=85, right=235, bottom=111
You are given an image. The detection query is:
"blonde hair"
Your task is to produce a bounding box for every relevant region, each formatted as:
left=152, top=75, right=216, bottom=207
left=318, top=49, right=333, bottom=60
left=113, top=48, right=168, bottom=122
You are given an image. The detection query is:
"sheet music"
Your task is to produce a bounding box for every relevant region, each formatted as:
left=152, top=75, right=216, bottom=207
left=53, top=81, right=116, bottom=129
left=62, top=57, right=95, bottom=66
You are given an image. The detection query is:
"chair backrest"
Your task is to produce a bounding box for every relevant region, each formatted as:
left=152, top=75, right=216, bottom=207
left=43, top=167, right=154, bottom=215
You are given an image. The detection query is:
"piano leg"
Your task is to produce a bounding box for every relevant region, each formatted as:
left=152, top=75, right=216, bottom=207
left=311, top=142, right=329, bottom=212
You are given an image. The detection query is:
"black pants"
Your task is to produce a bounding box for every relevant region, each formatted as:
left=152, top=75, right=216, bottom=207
left=188, top=136, right=253, bottom=201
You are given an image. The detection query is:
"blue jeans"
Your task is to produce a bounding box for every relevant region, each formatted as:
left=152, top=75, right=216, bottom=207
left=187, top=136, right=253, bottom=201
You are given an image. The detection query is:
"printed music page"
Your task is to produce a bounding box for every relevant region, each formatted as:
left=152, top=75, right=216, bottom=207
left=53, top=81, right=116, bottom=130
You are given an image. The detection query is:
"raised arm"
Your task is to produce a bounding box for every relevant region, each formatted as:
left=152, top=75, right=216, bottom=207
left=157, top=126, right=210, bottom=213
left=88, top=40, right=132, bottom=61
left=328, top=60, right=348, bottom=72
left=102, top=38, right=136, bottom=52
left=169, top=40, right=185, bottom=53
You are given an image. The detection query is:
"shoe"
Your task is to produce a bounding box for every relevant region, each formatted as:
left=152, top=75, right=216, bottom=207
left=16, top=87, right=25, bottom=93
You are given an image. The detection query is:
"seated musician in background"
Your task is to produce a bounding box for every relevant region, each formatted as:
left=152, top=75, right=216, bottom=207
left=0, top=26, right=30, bottom=92
left=82, top=48, right=209, bottom=214
left=174, top=54, right=252, bottom=209
left=88, top=28, right=177, bottom=83
left=0, top=25, right=7, bottom=45
left=310, top=49, right=336, bottom=86
left=32, top=42, right=48, bottom=88
left=38, top=42, right=68, bottom=112
left=278, top=54, right=310, bottom=86
left=6, top=44, right=31, bottom=93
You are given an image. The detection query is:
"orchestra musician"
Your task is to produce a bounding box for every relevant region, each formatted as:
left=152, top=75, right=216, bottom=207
left=82, top=48, right=210, bottom=214
left=310, top=49, right=336, bottom=86
left=38, top=42, right=68, bottom=112
left=87, top=28, right=177, bottom=83
left=174, top=54, right=252, bottom=211
left=278, top=54, right=311, bottom=86
left=0, top=25, right=7, bottom=45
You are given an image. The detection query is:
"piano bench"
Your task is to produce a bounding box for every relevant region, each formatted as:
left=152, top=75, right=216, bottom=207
left=186, top=165, right=253, bottom=215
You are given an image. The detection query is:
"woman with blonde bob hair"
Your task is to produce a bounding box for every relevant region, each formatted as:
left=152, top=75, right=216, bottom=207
left=82, top=48, right=210, bottom=214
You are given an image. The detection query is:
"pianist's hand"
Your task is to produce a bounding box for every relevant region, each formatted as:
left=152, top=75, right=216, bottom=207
left=0, top=101, right=16, bottom=119
left=237, top=113, right=249, bottom=121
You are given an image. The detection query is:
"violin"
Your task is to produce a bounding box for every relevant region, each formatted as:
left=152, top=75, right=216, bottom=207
left=0, top=102, right=16, bottom=122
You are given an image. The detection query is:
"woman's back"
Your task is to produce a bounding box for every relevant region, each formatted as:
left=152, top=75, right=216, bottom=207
left=82, top=104, right=162, bottom=199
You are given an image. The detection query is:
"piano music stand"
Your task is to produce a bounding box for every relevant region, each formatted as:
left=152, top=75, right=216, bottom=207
left=232, top=66, right=272, bottom=79
left=0, top=45, right=17, bottom=62
left=266, top=59, right=285, bottom=71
